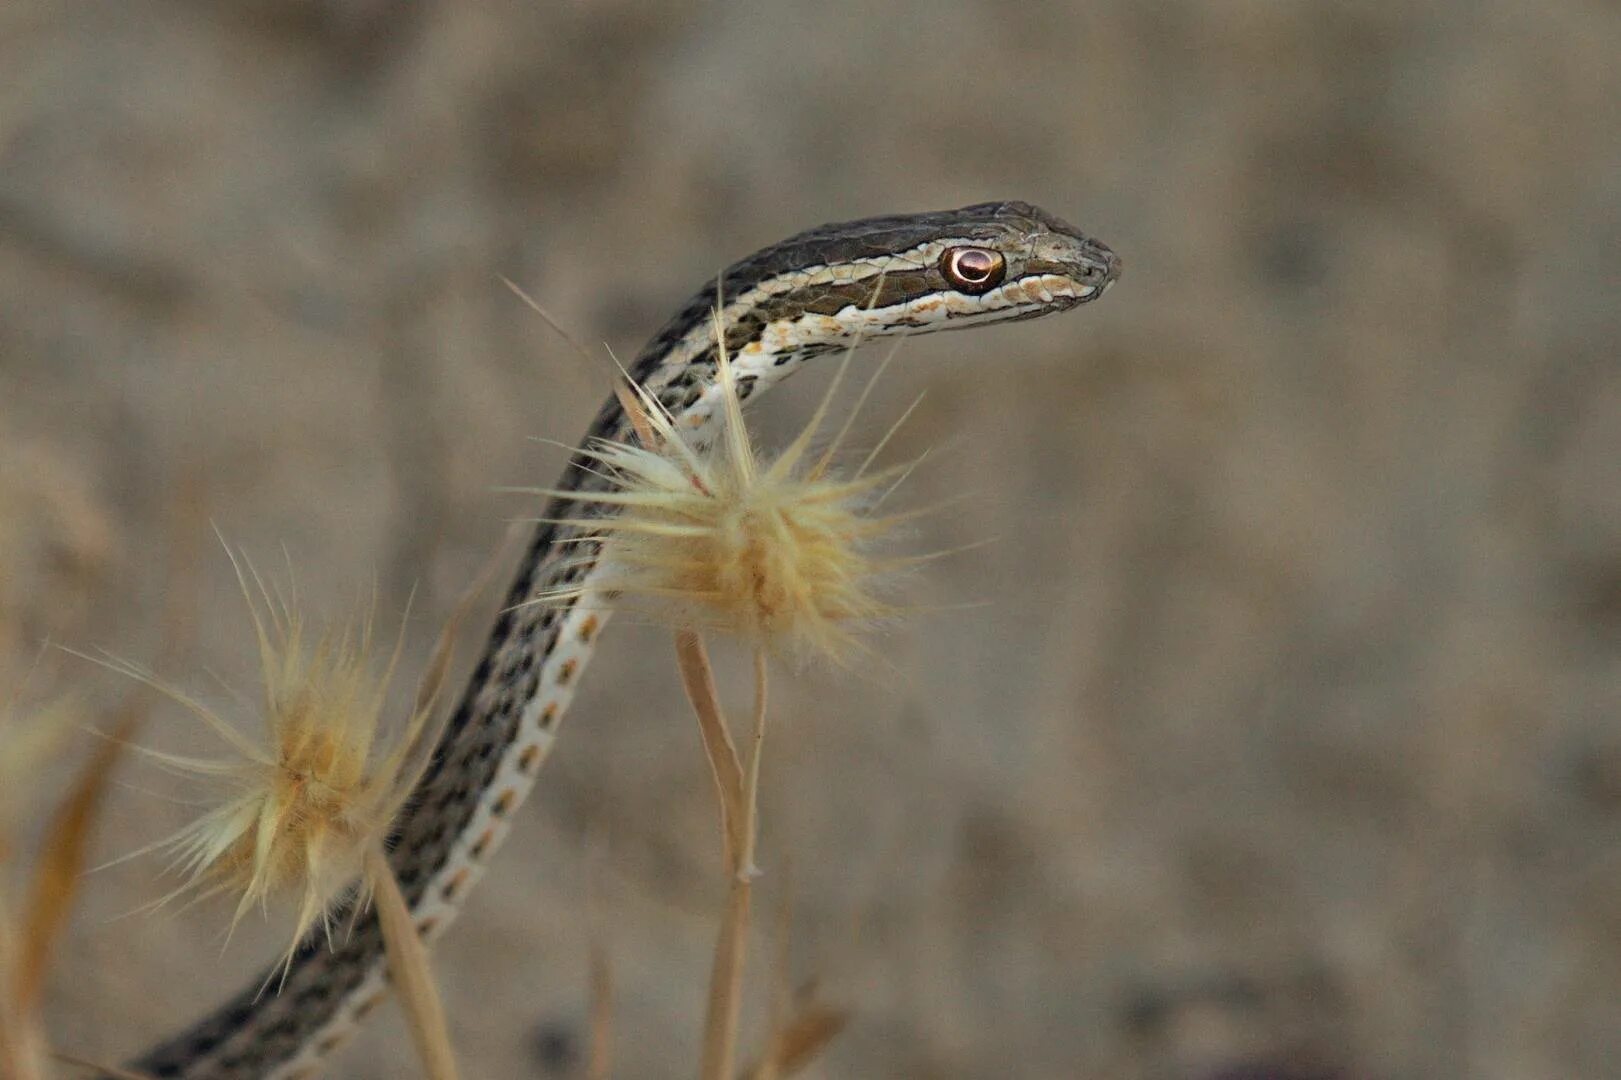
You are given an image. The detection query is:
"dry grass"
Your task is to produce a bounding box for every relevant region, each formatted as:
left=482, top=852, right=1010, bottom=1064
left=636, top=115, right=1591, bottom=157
left=368, top=844, right=460, bottom=1080
left=1, top=694, right=137, bottom=1079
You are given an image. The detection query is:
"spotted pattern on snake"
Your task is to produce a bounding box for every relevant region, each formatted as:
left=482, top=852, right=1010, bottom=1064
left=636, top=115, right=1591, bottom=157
left=124, top=201, right=1120, bottom=1079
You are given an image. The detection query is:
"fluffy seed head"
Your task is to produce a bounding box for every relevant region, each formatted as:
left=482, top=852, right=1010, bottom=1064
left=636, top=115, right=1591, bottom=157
left=104, top=548, right=438, bottom=976
left=538, top=314, right=922, bottom=662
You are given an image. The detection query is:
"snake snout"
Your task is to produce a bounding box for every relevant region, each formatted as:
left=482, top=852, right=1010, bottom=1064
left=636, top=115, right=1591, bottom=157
left=1084, top=238, right=1122, bottom=289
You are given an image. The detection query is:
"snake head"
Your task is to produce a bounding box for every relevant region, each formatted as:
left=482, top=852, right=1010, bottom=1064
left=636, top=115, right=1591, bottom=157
left=631, top=200, right=1122, bottom=421
left=738, top=200, right=1121, bottom=340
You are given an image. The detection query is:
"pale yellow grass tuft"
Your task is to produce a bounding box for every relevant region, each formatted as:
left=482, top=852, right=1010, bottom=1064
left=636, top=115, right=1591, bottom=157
left=94, top=543, right=441, bottom=977
left=529, top=310, right=923, bottom=665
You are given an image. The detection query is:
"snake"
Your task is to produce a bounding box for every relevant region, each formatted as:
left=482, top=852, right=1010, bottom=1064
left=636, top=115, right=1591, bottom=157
left=124, top=201, right=1120, bottom=1079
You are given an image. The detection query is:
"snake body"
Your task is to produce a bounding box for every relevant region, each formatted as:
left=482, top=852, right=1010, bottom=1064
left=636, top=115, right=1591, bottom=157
left=129, top=202, right=1119, bottom=1079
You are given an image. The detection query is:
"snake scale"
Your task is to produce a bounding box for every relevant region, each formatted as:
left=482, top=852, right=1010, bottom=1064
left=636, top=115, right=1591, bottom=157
left=125, top=201, right=1120, bottom=1078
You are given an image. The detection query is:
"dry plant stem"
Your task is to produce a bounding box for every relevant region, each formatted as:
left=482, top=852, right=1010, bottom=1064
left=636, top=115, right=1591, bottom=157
left=15, top=710, right=132, bottom=1013
left=52, top=1050, right=161, bottom=1080
left=675, top=631, right=744, bottom=863
left=0, top=990, right=44, bottom=1080
left=702, top=880, right=753, bottom=1080
left=740, top=648, right=768, bottom=881
left=751, top=876, right=796, bottom=1080
left=684, top=635, right=771, bottom=1080
left=741, top=1003, right=849, bottom=1080
left=2, top=891, right=45, bottom=1080
left=366, top=845, right=460, bottom=1080
left=3, top=702, right=137, bottom=1080
left=588, top=941, right=614, bottom=1080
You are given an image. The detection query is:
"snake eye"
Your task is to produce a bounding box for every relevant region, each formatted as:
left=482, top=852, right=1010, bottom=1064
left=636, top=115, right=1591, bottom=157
left=940, top=247, right=1006, bottom=294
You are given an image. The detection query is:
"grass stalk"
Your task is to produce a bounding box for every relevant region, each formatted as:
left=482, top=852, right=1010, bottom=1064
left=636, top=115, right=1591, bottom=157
left=367, top=845, right=460, bottom=1080
left=682, top=633, right=771, bottom=1080
left=588, top=939, right=614, bottom=1080
left=675, top=631, right=744, bottom=865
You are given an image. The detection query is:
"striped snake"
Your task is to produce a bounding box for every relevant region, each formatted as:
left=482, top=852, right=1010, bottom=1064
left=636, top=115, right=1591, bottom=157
left=127, top=201, right=1120, bottom=1078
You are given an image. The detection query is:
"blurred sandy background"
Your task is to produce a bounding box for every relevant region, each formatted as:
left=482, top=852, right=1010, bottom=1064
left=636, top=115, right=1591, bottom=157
left=3, top=2, right=1619, bottom=1078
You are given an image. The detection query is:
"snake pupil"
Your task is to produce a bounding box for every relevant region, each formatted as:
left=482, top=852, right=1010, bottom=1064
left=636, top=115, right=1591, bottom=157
left=941, top=247, right=1006, bottom=294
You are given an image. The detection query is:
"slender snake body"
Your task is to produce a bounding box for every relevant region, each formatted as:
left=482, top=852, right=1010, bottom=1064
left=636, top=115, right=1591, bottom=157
left=128, top=201, right=1119, bottom=1079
